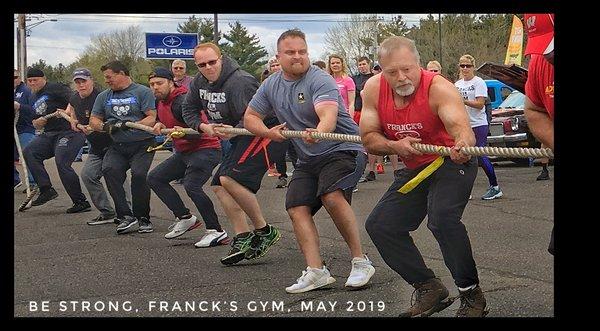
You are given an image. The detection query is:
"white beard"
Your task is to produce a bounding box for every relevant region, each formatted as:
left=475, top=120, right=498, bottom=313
left=395, top=84, right=415, bottom=96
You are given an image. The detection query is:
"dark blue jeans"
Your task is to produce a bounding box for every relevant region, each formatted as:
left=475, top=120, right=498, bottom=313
left=23, top=131, right=86, bottom=203
left=366, top=157, right=480, bottom=288
left=15, top=132, right=36, bottom=185
left=147, top=148, right=222, bottom=230
left=102, top=139, right=155, bottom=219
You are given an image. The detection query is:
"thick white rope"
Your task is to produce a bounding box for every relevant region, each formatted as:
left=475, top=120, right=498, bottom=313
left=123, top=123, right=554, bottom=159
left=14, top=109, right=35, bottom=211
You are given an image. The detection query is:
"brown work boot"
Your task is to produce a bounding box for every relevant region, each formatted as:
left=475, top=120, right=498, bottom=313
left=399, top=278, right=452, bottom=317
left=456, top=285, right=489, bottom=317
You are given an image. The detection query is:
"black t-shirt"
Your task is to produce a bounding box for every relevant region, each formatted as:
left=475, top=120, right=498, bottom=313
left=32, top=82, right=72, bottom=132
left=69, top=87, right=113, bottom=155
left=351, top=72, right=373, bottom=111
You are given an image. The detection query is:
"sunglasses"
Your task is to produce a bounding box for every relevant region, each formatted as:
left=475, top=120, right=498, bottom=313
left=196, top=57, right=221, bottom=68
left=14, top=76, right=20, bottom=79
left=459, top=64, right=474, bottom=68
left=172, top=67, right=185, bottom=70
left=429, top=69, right=439, bottom=73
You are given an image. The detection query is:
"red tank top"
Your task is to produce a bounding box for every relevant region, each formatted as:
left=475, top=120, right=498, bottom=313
left=377, top=69, right=455, bottom=169
left=525, top=54, right=554, bottom=121
left=157, top=86, right=220, bottom=153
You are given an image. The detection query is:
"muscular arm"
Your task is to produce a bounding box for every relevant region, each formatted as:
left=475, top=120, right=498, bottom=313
left=314, top=102, right=338, bottom=133
left=431, top=76, right=476, bottom=147
left=524, top=97, right=554, bottom=150
left=244, top=107, right=269, bottom=137
left=89, top=115, right=104, bottom=131
left=137, top=109, right=156, bottom=127
left=359, top=76, right=398, bottom=156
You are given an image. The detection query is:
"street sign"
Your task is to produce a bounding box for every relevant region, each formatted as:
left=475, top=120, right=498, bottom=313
left=145, top=33, right=198, bottom=59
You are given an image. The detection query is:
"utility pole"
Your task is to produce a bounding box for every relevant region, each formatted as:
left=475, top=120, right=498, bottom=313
left=213, top=13, right=219, bottom=44
left=438, top=13, right=443, bottom=70
left=17, top=14, right=27, bottom=80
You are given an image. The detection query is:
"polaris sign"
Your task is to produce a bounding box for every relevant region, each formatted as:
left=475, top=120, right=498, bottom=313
left=145, top=33, right=198, bottom=59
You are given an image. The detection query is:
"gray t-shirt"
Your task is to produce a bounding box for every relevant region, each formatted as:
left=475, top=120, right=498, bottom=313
left=249, top=66, right=363, bottom=163
left=92, top=82, right=156, bottom=143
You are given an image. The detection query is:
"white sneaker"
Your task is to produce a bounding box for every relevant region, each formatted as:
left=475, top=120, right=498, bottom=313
left=345, top=255, right=375, bottom=288
left=164, top=215, right=201, bottom=239
left=194, top=229, right=229, bottom=248
left=285, top=266, right=336, bottom=294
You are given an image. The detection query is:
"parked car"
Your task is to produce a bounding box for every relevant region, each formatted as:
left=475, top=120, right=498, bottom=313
left=484, top=79, right=514, bottom=109
left=487, top=90, right=540, bottom=165
left=478, top=62, right=540, bottom=166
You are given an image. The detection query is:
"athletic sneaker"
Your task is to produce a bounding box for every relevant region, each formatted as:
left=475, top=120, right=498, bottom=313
left=244, top=224, right=281, bottom=260
left=285, top=266, right=336, bottom=294
left=365, top=171, right=376, bottom=181
left=194, top=229, right=230, bottom=248
left=138, top=217, right=154, bottom=233
left=536, top=168, right=550, bottom=181
left=116, top=216, right=138, bottom=234
left=345, top=255, right=375, bottom=288
left=164, top=215, right=201, bottom=239
left=276, top=177, right=288, bottom=188
left=376, top=163, right=385, bottom=174
left=481, top=186, right=503, bottom=200
left=220, top=232, right=255, bottom=265
left=87, top=214, right=116, bottom=226
left=66, top=200, right=91, bottom=214
left=31, top=187, right=58, bottom=206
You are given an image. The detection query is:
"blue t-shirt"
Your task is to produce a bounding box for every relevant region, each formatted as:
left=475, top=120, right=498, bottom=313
left=249, top=66, right=363, bottom=163
left=92, top=83, right=156, bottom=142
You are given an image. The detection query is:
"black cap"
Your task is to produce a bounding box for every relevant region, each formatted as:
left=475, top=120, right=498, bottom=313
left=148, top=67, right=173, bottom=81
left=26, top=68, right=45, bottom=78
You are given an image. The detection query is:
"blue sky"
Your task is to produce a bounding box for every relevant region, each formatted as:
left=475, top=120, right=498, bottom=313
left=14, top=14, right=428, bottom=68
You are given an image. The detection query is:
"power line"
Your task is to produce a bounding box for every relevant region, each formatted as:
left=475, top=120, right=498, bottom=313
left=26, top=45, right=86, bottom=51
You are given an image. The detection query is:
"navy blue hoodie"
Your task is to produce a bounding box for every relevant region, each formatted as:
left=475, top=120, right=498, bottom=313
left=14, top=82, right=35, bottom=134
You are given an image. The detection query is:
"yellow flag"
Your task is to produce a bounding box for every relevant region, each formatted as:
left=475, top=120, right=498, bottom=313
left=504, top=15, right=524, bottom=65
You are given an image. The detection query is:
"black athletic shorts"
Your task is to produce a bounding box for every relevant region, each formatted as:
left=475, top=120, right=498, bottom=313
left=211, top=135, right=288, bottom=194
left=285, top=150, right=366, bottom=215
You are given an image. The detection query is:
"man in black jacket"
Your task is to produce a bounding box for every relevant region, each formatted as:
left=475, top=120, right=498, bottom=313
left=182, top=43, right=286, bottom=265
left=23, top=68, right=90, bottom=212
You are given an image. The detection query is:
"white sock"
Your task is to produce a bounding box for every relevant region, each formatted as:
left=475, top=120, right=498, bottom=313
left=458, top=284, right=477, bottom=292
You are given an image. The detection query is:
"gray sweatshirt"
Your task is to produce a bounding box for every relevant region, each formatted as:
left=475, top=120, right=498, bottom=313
left=182, top=56, right=260, bottom=131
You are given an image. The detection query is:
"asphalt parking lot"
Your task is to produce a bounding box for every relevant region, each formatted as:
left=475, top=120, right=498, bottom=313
left=13, top=152, right=554, bottom=317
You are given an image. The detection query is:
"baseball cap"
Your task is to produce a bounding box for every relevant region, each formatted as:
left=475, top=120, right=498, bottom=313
left=524, top=13, right=554, bottom=56
left=148, top=67, right=174, bottom=81
left=72, top=68, right=92, bottom=81
left=26, top=68, right=45, bottom=78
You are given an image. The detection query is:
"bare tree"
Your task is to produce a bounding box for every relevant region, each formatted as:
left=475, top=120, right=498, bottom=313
left=76, top=25, right=152, bottom=86
left=85, top=26, right=145, bottom=69
left=324, top=14, right=381, bottom=75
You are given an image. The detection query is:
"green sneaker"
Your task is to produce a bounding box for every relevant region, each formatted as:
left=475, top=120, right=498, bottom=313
left=220, top=232, right=255, bottom=265
left=244, top=224, right=281, bottom=260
